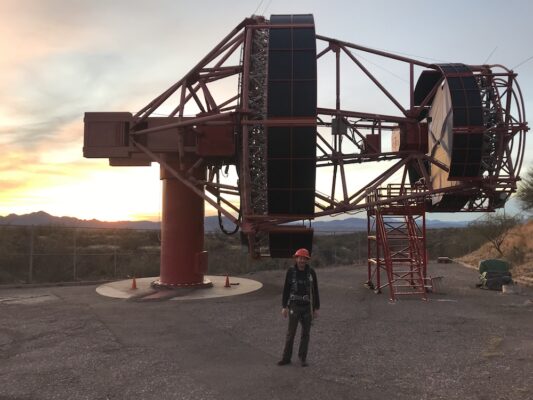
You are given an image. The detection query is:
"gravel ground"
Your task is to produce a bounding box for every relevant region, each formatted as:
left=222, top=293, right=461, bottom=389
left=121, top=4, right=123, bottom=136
left=1, top=262, right=532, bottom=400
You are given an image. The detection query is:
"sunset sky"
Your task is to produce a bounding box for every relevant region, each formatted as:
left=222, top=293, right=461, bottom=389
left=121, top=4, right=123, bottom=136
left=1, top=0, right=532, bottom=222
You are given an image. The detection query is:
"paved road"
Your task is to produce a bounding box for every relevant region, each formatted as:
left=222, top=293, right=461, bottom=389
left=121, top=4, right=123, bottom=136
left=1, top=262, right=533, bottom=400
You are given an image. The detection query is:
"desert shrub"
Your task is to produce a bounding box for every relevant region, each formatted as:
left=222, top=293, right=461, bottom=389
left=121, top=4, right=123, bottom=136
left=1, top=223, right=509, bottom=284
left=506, top=245, right=526, bottom=265
left=32, top=254, right=73, bottom=283
left=0, top=254, right=28, bottom=283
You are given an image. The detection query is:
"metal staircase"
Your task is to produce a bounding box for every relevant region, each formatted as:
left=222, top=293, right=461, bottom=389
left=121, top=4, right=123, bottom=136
left=367, top=186, right=428, bottom=301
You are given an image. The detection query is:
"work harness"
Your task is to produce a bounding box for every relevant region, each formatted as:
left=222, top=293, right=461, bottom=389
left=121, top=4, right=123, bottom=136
left=289, top=267, right=314, bottom=306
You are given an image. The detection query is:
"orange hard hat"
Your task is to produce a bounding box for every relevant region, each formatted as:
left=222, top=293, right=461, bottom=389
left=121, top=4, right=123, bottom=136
left=293, top=248, right=310, bottom=259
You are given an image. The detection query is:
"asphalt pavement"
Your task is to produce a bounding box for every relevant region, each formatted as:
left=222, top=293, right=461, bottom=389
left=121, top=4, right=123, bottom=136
left=1, top=262, right=533, bottom=400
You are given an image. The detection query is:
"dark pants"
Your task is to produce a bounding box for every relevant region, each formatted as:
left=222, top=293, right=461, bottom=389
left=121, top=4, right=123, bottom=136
left=281, top=303, right=312, bottom=362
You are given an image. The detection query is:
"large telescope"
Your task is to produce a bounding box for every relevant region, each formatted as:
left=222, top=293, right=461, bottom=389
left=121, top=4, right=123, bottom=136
left=83, top=14, right=528, bottom=295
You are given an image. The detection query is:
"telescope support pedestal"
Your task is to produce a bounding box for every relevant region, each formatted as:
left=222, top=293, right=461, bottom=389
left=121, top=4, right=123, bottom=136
left=153, top=162, right=211, bottom=288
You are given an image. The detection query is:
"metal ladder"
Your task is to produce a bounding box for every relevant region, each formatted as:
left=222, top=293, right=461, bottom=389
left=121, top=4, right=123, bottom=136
left=367, top=188, right=428, bottom=301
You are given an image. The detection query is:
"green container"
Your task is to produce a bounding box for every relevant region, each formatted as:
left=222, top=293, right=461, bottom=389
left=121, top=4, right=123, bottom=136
left=479, top=259, right=510, bottom=274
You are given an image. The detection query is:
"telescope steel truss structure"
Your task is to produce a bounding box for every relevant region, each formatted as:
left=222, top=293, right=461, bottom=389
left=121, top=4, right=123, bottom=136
left=84, top=15, right=528, bottom=290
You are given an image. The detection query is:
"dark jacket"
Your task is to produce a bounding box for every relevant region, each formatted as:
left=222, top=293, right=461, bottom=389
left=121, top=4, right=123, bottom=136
left=281, top=264, right=320, bottom=311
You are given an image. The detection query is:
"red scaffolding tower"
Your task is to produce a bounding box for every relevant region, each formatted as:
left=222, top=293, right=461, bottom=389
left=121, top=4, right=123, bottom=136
left=367, top=185, right=428, bottom=301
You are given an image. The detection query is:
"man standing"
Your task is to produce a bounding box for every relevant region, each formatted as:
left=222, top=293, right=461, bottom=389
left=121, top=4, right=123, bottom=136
left=277, top=248, right=320, bottom=367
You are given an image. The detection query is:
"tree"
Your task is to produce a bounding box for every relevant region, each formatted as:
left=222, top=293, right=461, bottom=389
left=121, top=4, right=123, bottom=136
left=468, top=212, right=520, bottom=256
left=517, top=165, right=533, bottom=212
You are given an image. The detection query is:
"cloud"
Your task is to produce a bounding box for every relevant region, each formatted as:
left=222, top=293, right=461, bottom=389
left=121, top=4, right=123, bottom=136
left=0, top=1, right=240, bottom=151
left=1, top=0, right=531, bottom=221
left=0, top=147, right=95, bottom=192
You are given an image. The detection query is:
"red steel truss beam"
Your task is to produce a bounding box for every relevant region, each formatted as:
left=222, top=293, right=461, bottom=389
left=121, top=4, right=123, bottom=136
left=83, top=15, right=528, bottom=258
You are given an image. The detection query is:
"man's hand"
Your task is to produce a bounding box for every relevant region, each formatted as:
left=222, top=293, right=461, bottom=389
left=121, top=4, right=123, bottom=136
left=281, top=307, right=288, bottom=318
left=313, top=309, right=319, bottom=319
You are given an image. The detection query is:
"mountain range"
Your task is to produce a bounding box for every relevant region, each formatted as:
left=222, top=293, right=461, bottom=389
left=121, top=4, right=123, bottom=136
left=0, top=211, right=468, bottom=232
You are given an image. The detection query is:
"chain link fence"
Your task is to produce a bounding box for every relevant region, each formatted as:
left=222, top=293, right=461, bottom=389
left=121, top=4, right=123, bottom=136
left=0, top=225, right=368, bottom=285
left=0, top=225, right=161, bottom=284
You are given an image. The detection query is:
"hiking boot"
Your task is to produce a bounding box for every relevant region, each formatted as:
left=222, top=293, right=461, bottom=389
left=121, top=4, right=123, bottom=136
left=277, top=359, right=291, bottom=366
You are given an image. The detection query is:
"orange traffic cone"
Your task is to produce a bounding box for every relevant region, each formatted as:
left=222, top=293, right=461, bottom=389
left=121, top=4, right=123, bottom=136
left=131, top=276, right=137, bottom=290
left=224, top=275, right=231, bottom=288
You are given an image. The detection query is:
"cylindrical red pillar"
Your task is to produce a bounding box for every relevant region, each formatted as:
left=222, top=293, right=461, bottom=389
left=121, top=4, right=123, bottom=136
left=153, top=157, right=210, bottom=288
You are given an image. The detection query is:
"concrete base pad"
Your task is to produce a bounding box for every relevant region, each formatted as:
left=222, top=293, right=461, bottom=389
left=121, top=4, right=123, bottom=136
left=96, top=275, right=262, bottom=301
